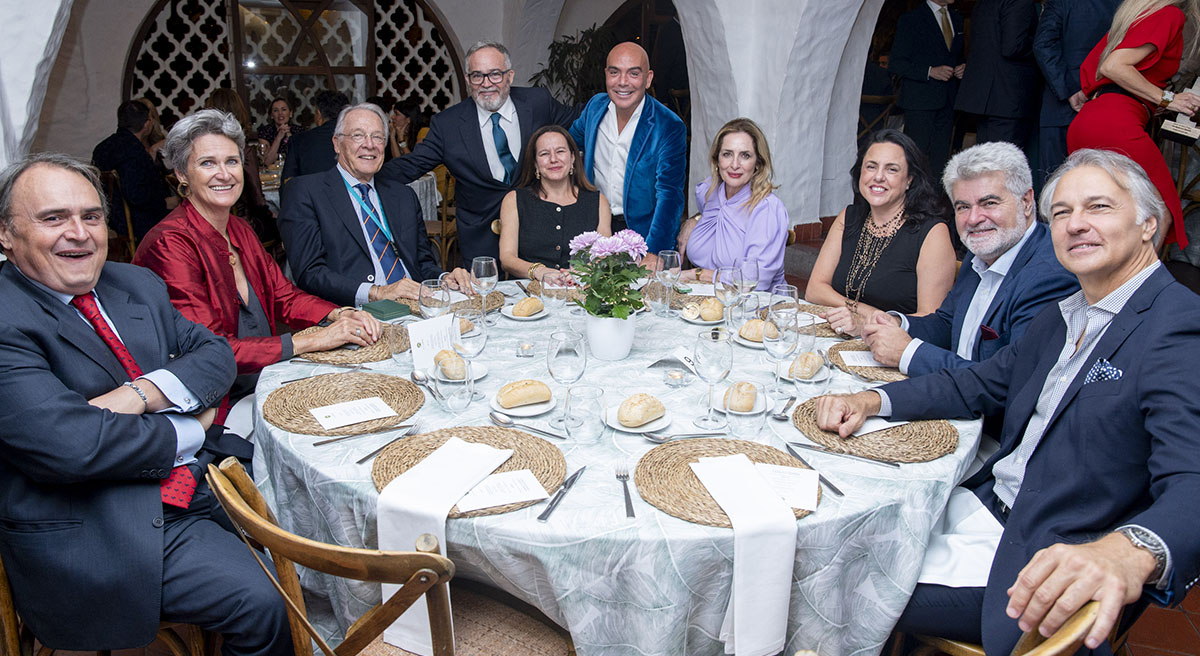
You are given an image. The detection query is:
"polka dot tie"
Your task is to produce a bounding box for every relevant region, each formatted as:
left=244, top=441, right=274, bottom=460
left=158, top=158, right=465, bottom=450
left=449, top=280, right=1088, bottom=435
left=71, top=293, right=197, bottom=509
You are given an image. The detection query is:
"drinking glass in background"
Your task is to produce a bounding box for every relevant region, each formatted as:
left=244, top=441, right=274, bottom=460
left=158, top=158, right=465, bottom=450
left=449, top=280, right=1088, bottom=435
left=439, top=371, right=474, bottom=413
left=657, top=249, right=682, bottom=315
left=471, top=256, right=499, bottom=325
left=730, top=294, right=761, bottom=333
left=713, top=266, right=742, bottom=325
left=735, top=258, right=759, bottom=295
left=770, top=283, right=800, bottom=316
left=762, top=310, right=799, bottom=398
left=791, top=315, right=827, bottom=399
left=567, top=385, right=605, bottom=444
left=644, top=279, right=671, bottom=317
left=547, top=330, right=587, bottom=429
left=724, top=380, right=768, bottom=441
left=452, top=307, right=488, bottom=401
left=693, top=328, right=733, bottom=430
left=419, top=279, right=450, bottom=318
left=388, top=325, right=409, bottom=367
left=540, top=271, right=570, bottom=325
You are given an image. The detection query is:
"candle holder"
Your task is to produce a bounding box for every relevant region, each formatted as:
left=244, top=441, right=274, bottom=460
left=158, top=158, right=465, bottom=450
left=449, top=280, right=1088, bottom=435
left=516, top=342, right=536, bottom=358
left=663, top=367, right=689, bottom=388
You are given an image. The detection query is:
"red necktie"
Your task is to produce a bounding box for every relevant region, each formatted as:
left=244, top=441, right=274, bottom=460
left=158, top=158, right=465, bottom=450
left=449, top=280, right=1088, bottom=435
left=71, top=293, right=197, bottom=509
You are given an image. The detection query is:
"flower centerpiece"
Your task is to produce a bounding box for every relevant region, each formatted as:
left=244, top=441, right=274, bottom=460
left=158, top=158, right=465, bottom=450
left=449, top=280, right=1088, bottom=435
left=568, top=229, right=649, bottom=360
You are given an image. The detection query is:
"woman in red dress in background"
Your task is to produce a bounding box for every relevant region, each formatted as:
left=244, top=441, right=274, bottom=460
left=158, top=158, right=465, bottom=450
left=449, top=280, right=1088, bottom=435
left=1068, top=0, right=1200, bottom=248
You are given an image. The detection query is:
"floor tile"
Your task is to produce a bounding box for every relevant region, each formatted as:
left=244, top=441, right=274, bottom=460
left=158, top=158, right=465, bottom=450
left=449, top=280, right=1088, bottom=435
left=1127, top=606, right=1200, bottom=653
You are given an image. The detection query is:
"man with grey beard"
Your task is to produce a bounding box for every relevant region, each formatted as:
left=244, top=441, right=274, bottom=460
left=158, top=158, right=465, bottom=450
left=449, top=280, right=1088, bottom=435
left=377, top=41, right=577, bottom=264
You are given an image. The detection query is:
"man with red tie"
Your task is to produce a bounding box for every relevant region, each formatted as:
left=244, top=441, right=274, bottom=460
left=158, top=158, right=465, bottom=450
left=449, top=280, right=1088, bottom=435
left=0, top=153, right=291, bottom=653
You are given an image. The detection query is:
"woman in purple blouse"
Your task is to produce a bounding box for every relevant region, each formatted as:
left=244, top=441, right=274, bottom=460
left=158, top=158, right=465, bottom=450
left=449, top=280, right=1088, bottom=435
left=678, top=117, right=789, bottom=291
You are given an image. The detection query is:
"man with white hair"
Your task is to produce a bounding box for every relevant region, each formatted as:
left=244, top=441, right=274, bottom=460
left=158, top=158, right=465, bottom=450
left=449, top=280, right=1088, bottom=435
left=816, top=149, right=1200, bottom=653
left=377, top=41, right=576, bottom=264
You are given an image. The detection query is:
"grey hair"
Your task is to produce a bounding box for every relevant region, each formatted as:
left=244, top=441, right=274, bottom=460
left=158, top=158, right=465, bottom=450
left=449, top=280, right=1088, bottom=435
left=334, top=103, right=389, bottom=142
left=161, top=109, right=246, bottom=173
left=0, top=152, right=108, bottom=229
left=1039, top=148, right=1166, bottom=245
left=466, top=40, right=512, bottom=70
left=943, top=141, right=1035, bottom=218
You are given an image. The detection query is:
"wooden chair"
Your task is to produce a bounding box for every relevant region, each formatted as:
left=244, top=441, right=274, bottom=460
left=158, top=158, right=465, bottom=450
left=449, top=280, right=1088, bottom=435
left=896, top=600, right=1129, bottom=656
left=859, top=93, right=899, bottom=142
left=96, top=170, right=137, bottom=262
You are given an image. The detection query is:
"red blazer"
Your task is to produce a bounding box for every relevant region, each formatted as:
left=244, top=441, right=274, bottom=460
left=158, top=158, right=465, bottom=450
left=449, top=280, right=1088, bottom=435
left=134, top=201, right=336, bottom=374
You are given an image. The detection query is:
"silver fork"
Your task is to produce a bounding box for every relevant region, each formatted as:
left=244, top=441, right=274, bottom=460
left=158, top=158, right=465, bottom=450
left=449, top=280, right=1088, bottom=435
left=355, top=421, right=421, bottom=465
left=616, top=466, right=635, bottom=518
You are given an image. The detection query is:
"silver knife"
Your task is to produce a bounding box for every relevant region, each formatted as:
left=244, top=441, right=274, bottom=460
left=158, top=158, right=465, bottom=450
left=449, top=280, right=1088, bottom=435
left=515, top=281, right=532, bottom=297
left=787, top=442, right=901, bottom=468
left=784, top=444, right=844, bottom=497
left=537, top=466, right=587, bottom=521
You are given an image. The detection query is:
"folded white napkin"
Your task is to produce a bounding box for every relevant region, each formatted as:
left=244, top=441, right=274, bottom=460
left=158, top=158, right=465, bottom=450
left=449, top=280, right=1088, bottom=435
left=377, top=437, right=512, bottom=655
left=691, top=454, right=797, bottom=656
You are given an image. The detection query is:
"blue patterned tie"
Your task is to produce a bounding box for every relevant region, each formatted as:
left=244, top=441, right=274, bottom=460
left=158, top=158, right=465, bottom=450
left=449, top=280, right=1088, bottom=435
left=355, top=183, right=406, bottom=284
left=490, top=113, right=517, bottom=185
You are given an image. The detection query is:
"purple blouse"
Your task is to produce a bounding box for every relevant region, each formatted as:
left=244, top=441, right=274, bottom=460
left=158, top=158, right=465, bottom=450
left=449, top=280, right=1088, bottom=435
left=688, top=177, right=789, bottom=291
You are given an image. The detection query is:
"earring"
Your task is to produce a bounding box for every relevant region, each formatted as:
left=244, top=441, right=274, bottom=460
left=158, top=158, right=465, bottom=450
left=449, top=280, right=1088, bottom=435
left=536, top=170, right=541, bottom=180
left=177, top=181, right=190, bottom=198
left=569, top=166, right=574, bottom=175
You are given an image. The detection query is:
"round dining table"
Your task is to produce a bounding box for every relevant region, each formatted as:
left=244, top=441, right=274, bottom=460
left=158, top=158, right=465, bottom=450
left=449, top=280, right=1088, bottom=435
left=250, top=281, right=981, bottom=656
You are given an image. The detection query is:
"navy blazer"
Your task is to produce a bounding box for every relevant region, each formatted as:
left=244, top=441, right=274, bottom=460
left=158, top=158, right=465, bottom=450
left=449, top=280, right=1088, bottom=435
left=278, top=167, right=443, bottom=307
left=956, top=0, right=1042, bottom=118
left=570, top=92, right=687, bottom=253
left=0, top=263, right=234, bottom=648
left=281, top=121, right=337, bottom=182
left=1034, top=0, right=1122, bottom=128
left=92, top=129, right=170, bottom=240
left=905, top=222, right=1078, bottom=376
left=889, top=3, right=966, bottom=111
left=885, top=266, right=1200, bottom=653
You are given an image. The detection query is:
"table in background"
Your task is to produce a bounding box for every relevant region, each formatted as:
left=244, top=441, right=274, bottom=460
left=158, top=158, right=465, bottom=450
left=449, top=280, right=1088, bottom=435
left=251, top=283, right=981, bottom=656
left=261, top=171, right=440, bottom=222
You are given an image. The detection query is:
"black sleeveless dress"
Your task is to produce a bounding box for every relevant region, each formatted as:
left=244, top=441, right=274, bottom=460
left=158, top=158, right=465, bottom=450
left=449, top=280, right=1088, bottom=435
left=515, top=187, right=601, bottom=269
left=829, top=203, right=943, bottom=315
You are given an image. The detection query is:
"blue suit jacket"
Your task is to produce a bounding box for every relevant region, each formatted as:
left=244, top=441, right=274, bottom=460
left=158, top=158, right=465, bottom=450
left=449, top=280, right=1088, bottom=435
left=569, top=93, right=687, bottom=253
left=278, top=167, right=444, bottom=307
left=0, top=263, right=234, bottom=648
left=1034, top=0, right=1122, bottom=128
left=905, top=222, right=1078, bottom=376
left=889, top=4, right=965, bottom=111
left=885, top=266, right=1200, bottom=653
left=955, top=0, right=1041, bottom=118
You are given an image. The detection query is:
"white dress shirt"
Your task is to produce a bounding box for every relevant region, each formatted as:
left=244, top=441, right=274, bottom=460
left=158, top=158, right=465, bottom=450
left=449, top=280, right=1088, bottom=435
left=336, top=164, right=395, bottom=307
left=593, top=96, right=645, bottom=216
left=476, top=96, right=521, bottom=183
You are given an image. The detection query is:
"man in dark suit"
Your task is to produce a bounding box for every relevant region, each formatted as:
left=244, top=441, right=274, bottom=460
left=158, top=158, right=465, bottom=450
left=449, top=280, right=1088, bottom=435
left=816, top=149, right=1200, bottom=654
left=279, top=103, right=473, bottom=306
left=0, top=153, right=290, bottom=653
left=889, top=0, right=966, bottom=177
left=92, top=100, right=177, bottom=240
left=955, top=0, right=1042, bottom=149
left=281, top=89, right=349, bottom=183
left=1033, top=0, right=1122, bottom=186
left=377, top=41, right=577, bottom=265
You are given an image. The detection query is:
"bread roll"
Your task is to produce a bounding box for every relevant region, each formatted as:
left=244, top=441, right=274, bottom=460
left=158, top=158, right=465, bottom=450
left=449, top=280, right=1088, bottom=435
left=458, top=317, right=475, bottom=334
left=512, top=297, right=544, bottom=317
left=738, top=318, right=781, bottom=342
left=723, top=381, right=757, bottom=412
left=496, top=379, right=552, bottom=408
left=790, top=351, right=824, bottom=380
left=681, top=302, right=702, bottom=321
left=434, top=349, right=466, bottom=380
left=699, top=297, right=723, bottom=321
left=617, top=393, right=666, bottom=427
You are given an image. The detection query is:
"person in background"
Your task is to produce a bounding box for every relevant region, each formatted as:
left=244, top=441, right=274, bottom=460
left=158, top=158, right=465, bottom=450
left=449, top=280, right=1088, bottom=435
left=257, top=96, right=303, bottom=165
left=954, top=0, right=1041, bottom=149
left=202, top=89, right=269, bottom=224
left=282, top=89, right=350, bottom=181
left=92, top=99, right=178, bottom=240
left=678, top=117, right=790, bottom=291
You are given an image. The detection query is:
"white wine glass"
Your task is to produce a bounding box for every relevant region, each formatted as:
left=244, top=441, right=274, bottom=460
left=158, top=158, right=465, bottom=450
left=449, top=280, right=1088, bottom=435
left=657, top=249, right=682, bottom=316
left=547, top=330, right=587, bottom=429
left=452, top=307, right=488, bottom=401
left=763, top=309, right=799, bottom=398
left=471, top=256, right=499, bottom=325
left=736, top=258, right=759, bottom=295
left=693, top=328, right=733, bottom=430
left=419, top=279, right=450, bottom=318
left=713, top=266, right=742, bottom=325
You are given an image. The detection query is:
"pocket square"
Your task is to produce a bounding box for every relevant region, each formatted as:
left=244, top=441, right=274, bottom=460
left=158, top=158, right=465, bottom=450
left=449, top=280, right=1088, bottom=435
left=980, top=325, right=1000, bottom=341
left=1084, top=358, right=1122, bottom=384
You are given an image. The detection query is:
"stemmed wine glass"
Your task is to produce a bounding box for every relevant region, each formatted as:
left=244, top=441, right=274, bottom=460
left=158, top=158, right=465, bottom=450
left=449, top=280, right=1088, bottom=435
left=547, top=330, right=587, bottom=429
left=656, top=250, right=682, bottom=316
left=471, top=256, right=499, bottom=325
left=419, top=279, right=450, bottom=318
left=452, top=307, right=488, bottom=401
left=713, top=266, right=742, bottom=326
left=736, top=258, right=759, bottom=297
left=762, top=309, right=799, bottom=398
left=693, top=328, right=733, bottom=430
left=541, top=271, right=570, bottom=326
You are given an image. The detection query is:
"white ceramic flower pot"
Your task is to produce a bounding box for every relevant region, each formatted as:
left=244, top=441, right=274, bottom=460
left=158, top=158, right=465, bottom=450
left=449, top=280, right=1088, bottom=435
left=586, top=314, right=637, bottom=361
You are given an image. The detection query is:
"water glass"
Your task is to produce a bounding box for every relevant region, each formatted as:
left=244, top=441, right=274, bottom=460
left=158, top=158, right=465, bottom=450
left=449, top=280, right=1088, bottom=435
left=730, top=294, right=761, bottom=332
left=566, top=385, right=605, bottom=444
left=736, top=258, right=759, bottom=295
left=471, top=256, right=499, bottom=324
left=547, top=330, right=587, bottom=429
left=644, top=280, right=671, bottom=317
left=540, top=273, right=570, bottom=324
left=657, top=250, right=682, bottom=315
left=693, top=328, right=733, bottom=430
left=724, top=381, right=768, bottom=441
left=452, top=307, right=488, bottom=400
left=439, top=362, right=474, bottom=413
left=769, top=283, right=800, bottom=319
left=792, top=319, right=827, bottom=399
left=388, top=325, right=409, bottom=367
left=762, top=311, right=799, bottom=398
left=713, top=266, right=742, bottom=323
left=418, top=279, right=450, bottom=318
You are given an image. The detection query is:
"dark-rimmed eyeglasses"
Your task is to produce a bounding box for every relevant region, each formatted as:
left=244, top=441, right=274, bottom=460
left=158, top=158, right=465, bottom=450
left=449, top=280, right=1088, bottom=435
left=467, top=69, right=510, bottom=85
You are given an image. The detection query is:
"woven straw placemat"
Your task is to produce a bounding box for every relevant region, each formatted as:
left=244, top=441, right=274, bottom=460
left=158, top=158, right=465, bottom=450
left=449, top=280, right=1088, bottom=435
left=400, top=290, right=505, bottom=317
left=758, top=302, right=843, bottom=339
left=827, top=339, right=908, bottom=382
left=262, top=372, right=423, bottom=436
left=293, top=324, right=408, bottom=365
left=634, top=438, right=817, bottom=528
left=791, top=398, right=958, bottom=463
left=371, top=426, right=567, bottom=518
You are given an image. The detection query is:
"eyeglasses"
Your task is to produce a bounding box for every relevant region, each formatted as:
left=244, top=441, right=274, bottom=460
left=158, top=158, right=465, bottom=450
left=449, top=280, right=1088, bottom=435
left=337, top=132, right=386, bottom=145
left=467, top=69, right=510, bottom=85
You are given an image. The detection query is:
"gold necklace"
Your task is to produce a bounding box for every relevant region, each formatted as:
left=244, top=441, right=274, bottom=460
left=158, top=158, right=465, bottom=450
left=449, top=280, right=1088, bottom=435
left=844, top=205, right=905, bottom=317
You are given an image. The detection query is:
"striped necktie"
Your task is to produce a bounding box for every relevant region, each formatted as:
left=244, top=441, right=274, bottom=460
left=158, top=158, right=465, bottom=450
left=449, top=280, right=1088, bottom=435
left=355, top=183, right=407, bottom=285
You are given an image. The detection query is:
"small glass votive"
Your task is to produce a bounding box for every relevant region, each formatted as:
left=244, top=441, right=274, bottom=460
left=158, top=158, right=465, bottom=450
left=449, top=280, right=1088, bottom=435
left=516, top=342, right=535, bottom=358
left=663, top=367, right=689, bottom=388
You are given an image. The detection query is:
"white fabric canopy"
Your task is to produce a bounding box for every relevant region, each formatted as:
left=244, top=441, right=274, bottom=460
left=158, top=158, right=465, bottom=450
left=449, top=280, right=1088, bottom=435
left=0, top=0, right=73, bottom=169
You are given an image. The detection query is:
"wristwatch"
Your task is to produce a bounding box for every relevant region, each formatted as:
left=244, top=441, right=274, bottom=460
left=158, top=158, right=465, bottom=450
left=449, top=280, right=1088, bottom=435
left=1160, top=88, right=1175, bottom=108
left=1118, top=526, right=1167, bottom=582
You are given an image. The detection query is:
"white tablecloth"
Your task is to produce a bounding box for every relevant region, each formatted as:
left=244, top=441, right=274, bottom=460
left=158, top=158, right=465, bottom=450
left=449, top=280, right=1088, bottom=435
left=251, top=282, right=981, bottom=656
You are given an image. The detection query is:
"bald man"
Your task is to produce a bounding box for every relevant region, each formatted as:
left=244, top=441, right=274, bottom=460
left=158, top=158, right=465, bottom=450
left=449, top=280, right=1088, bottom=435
left=570, top=42, right=687, bottom=262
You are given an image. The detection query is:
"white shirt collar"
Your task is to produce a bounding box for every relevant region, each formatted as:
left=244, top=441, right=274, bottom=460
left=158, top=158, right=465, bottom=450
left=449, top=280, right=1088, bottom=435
left=476, top=95, right=517, bottom=128
left=926, top=0, right=950, bottom=16
left=603, top=95, right=646, bottom=134
left=335, top=162, right=375, bottom=191
left=971, top=220, right=1038, bottom=278
left=12, top=263, right=77, bottom=304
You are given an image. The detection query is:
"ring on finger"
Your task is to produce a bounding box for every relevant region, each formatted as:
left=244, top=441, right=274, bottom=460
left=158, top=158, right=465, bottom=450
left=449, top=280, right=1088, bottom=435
left=355, top=329, right=362, bottom=336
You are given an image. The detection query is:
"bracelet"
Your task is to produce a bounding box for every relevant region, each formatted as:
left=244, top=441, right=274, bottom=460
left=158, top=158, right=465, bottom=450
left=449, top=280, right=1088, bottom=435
left=335, top=306, right=356, bottom=318
left=528, top=262, right=544, bottom=280
left=124, top=381, right=149, bottom=411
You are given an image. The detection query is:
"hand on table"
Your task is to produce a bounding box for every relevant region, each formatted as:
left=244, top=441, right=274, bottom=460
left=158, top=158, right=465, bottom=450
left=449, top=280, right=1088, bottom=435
left=373, top=278, right=422, bottom=301
left=1006, top=532, right=1157, bottom=649
left=293, top=311, right=379, bottom=354
left=442, top=268, right=476, bottom=294
left=813, top=391, right=882, bottom=438
left=821, top=303, right=879, bottom=337
left=861, top=314, right=911, bottom=368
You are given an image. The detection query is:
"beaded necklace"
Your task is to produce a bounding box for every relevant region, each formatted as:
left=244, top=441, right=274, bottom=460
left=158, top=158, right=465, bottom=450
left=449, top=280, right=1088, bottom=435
left=844, top=205, right=906, bottom=317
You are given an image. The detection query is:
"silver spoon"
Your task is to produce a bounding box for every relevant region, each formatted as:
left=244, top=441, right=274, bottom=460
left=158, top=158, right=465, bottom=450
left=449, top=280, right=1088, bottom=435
left=410, top=370, right=444, bottom=402
left=489, top=411, right=567, bottom=440
left=641, top=431, right=725, bottom=444
left=770, top=396, right=798, bottom=421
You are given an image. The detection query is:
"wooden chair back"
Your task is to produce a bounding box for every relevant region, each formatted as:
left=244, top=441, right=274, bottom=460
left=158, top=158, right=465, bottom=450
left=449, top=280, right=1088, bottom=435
left=902, top=600, right=1119, bottom=656
left=96, top=170, right=138, bottom=261
left=0, top=551, right=30, bottom=656
left=206, top=458, right=456, bottom=656
left=858, top=93, right=898, bottom=142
